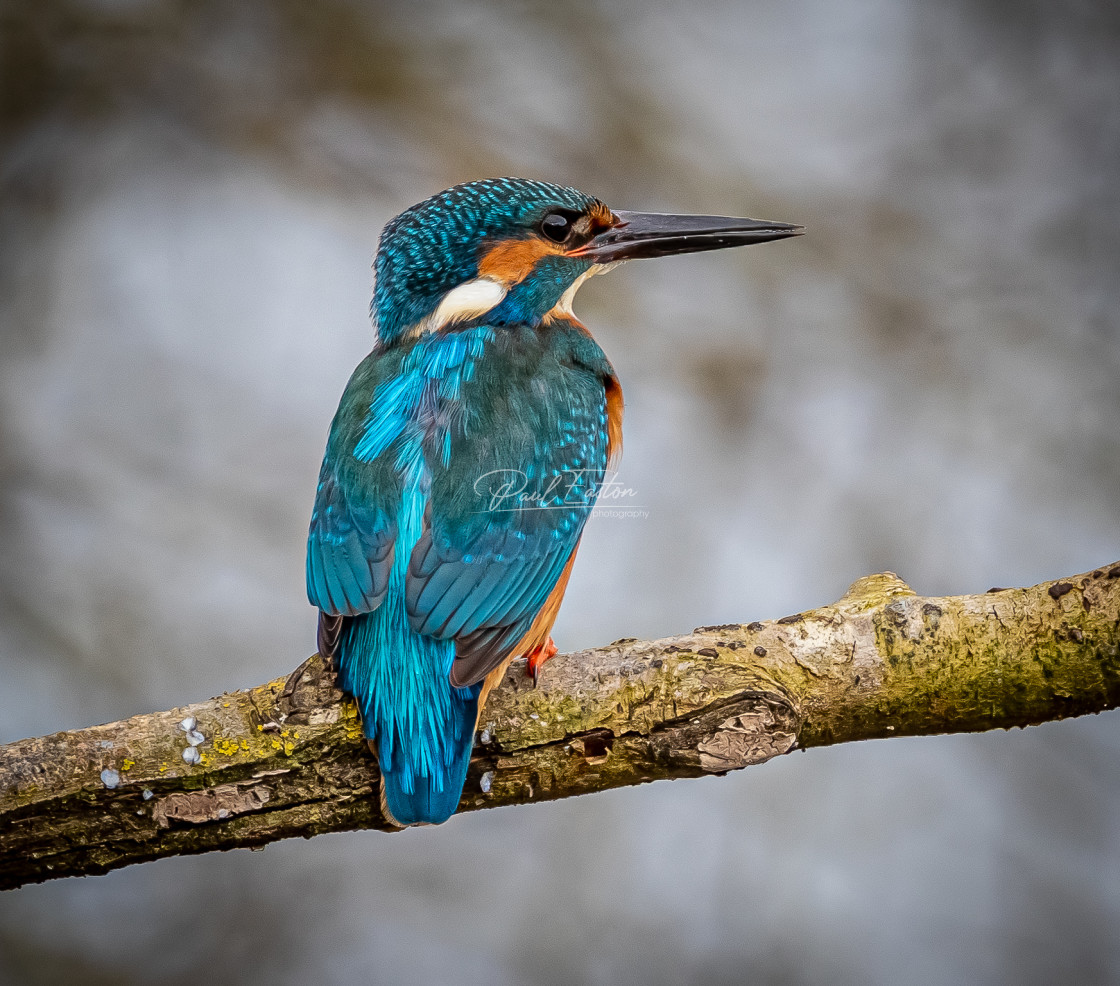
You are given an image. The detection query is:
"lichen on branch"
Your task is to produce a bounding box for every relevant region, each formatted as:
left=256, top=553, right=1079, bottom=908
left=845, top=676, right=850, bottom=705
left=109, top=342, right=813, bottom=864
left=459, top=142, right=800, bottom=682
left=2, top=562, right=1118, bottom=891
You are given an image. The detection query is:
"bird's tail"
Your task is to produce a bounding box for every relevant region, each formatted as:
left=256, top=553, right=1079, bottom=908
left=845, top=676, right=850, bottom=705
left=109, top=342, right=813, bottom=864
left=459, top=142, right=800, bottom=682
left=337, top=610, right=481, bottom=826
left=377, top=682, right=480, bottom=826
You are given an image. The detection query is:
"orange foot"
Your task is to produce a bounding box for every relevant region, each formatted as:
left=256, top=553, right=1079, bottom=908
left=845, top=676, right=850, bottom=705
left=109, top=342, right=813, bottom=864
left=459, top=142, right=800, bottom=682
left=525, top=636, right=558, bottom=686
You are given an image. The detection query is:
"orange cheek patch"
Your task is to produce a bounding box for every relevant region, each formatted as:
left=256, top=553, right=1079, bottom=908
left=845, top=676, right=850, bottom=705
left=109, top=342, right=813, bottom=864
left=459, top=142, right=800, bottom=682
left=478, top=238, right=560, bottom=284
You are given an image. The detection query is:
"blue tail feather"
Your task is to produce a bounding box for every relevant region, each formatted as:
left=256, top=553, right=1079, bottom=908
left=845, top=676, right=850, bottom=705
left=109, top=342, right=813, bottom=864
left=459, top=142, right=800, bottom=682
left=379, top=681, right=481, bottom=826
left=338, top=607, right=481, bottom=826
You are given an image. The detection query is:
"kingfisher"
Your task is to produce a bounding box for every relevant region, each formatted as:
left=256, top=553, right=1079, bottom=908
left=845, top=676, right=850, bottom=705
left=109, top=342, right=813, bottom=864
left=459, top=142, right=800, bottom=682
left=307, top=177, right=802, bottom=826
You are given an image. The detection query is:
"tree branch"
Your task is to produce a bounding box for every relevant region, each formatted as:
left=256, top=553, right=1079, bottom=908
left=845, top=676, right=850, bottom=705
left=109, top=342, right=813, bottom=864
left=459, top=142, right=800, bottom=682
left=3, top=563, right=1119, bottom=891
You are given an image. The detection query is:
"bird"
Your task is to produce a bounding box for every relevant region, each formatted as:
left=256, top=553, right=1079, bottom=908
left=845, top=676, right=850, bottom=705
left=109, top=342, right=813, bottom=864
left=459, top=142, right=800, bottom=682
left=306, top=177, right=802, bottom=826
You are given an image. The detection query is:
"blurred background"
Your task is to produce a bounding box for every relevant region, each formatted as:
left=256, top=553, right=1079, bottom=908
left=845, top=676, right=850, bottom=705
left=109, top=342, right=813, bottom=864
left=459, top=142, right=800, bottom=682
left=2, top=0, right=1119, bottom=983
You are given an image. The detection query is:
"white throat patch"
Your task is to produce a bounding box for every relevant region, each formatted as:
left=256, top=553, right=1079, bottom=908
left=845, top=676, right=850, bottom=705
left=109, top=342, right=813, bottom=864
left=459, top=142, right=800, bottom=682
left=547, top=263, right=617, bottom=321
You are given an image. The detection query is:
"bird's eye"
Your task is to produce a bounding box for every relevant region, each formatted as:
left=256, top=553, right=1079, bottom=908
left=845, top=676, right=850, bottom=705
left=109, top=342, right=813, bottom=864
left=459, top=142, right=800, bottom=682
left=540, top=212, right=574, bottom=243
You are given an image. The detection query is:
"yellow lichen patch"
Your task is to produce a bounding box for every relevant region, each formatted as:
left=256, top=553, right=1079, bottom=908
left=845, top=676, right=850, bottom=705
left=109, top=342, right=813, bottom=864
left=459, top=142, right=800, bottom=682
left=121, top=759, right=135, bottom=771
left=339, top=699, right=365, bottom=742
left=266, top=734, right=297, bottom=756
left=213, top=737, right=242, bottom=757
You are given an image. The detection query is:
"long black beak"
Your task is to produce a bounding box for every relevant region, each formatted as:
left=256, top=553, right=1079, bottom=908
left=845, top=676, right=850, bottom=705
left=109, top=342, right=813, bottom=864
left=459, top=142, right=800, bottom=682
left=571, top=210, right=804, bottom=263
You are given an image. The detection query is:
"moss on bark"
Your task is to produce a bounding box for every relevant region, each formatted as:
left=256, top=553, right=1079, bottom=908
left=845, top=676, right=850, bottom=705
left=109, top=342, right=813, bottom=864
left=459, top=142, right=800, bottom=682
left=2, top=562, right=1118, bottom=891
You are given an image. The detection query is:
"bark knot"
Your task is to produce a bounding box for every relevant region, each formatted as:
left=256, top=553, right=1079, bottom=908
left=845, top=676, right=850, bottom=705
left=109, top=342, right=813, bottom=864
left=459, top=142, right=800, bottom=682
left=697, top=707, right=797, bottom=772
left=153, top=783, right=272, bottom=828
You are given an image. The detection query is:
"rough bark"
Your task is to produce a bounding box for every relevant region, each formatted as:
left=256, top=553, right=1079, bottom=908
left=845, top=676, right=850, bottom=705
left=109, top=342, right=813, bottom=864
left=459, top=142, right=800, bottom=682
left=2, top=562, right=1119, bottom=891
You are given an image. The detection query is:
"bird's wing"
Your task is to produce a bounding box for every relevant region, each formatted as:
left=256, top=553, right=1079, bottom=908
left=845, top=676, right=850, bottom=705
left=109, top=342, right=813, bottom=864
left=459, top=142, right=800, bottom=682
left=306, top=351, right=403, bottom=617
left=406, top=504, right=588, bottom=687
left=405, top=356, right=610, bottom=688
left=306, top=459, right=397, bottom=617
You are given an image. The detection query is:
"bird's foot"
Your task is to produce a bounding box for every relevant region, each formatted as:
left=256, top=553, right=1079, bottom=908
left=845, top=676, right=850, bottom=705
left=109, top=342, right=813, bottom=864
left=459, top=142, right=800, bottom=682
left=525, top=637, right=558, bottom=686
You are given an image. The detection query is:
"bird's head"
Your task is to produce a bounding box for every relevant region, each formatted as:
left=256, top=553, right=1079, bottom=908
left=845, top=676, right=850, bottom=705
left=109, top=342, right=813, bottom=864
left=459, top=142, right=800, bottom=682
left=372, top=177, right=802, bottom=344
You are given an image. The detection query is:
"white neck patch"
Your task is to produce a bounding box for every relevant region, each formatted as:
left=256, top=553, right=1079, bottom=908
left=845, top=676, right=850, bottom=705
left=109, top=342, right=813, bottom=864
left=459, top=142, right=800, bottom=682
left=547, top=263, right=617, bottom=321
left=414, top=277, right=507, bottom=335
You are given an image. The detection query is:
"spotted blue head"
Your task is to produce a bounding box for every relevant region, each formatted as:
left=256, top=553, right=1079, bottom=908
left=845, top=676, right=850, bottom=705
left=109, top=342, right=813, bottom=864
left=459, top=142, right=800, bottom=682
left=372, top=176, right=804, bottom=344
